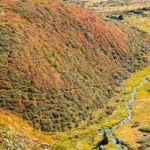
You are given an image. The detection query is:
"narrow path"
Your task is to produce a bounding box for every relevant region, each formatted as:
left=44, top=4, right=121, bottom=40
left=97, top=74, right=150, bottom=150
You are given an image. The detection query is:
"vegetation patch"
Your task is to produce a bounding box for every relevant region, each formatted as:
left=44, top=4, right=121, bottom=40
left=113, top=65, right=150, bottom=149
left=138, top=127, right=150, bottom=133
left=0, top=0, right=149, bottom=136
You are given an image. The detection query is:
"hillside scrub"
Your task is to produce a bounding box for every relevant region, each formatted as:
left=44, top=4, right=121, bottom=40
left=0, top=0, right=150, bottom=132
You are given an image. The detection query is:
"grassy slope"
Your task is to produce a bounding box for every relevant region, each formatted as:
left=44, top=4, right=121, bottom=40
left=0, top=109, right=53, bottom=149
left=1, top=65, right=145, bottom=150
left=49, top=65, right=150, bottom=150
left=0, top=0, right=149, bottom=133
left=0, top=1, right=150, bottom=149
left=64, top=11, right=150, bottom=149
left=103, top=11, right=150, bottom=149
left=123, top=15, right=150, bottom=35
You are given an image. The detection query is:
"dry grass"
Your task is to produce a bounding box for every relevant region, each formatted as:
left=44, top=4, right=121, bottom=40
left=123, top=15, right=150, bottom=35
left=0, top=109, right=54, bottom=145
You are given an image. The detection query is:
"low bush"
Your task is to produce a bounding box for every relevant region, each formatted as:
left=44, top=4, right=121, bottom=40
left=138, top=127, right=150, bottom=133
left=84, top=32, right=94, bottom=43
left=51, top=144, right=67, bottom=150
left=40, top=119, right=53, bottom=132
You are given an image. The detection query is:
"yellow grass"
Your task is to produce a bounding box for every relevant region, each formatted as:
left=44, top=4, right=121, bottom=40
left=113, top=64, right=150, bottom=149
left=123, top=15, right=150, bottom=35
left=0, top=68, right=149, bottom=150
left=0, top=109, right=54, bottom=145
left=1, top=65, right=146, bottom=150
left=103, top=140, right=119, bottom=150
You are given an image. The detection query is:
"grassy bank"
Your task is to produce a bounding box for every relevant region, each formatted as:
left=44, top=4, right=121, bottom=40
left=114, top=66, right=150, bottom=149
left=51, top=66, right=150, bottom=150
left=1, top=65, right=149, bottom=150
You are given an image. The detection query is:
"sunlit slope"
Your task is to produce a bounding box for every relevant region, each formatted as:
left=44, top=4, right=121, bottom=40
left=0, top=0, right=149, bottom=132
left=0, top=109, right=53, bottom=149
left=114, top=66, right=150, bottom=150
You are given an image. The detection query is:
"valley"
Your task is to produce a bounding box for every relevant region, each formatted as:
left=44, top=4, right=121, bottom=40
left=0, top=0, right=150, bottom=150
left=1, top=65, right=150, bottom=150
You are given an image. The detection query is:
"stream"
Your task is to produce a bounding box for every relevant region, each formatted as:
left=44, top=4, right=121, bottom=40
left=96, top=74, right=150, bottom=150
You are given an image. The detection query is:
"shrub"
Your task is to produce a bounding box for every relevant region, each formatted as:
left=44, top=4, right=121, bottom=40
left=51, top=144, right=67, bottom=150
left=138, top=127, right=150, bottom=133
left=131, top=121, right=139, bottom=128
left=40, top=119, right=53, bottom=132
left=45, top=52, right=59, bottom=68
left=12, top=1, right=35, bottom=20
left=0, top=97, right=6, bottom=107
left=137, top=135, right=150, bottom=144
left=84, top=32, right=94, bottom=43
left=7, top=70, right=19, bottom=82
left=28, top=87, right=39, bottom=93
left=0, top=81, right=12, bottom=90
left=52, top=112, right=60, bottom=119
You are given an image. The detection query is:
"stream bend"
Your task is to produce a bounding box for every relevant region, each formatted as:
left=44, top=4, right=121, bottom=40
left=97, top=74, right=150, bottom=150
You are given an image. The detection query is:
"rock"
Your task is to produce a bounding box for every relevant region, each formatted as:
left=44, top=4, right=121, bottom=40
left=42, top=143, right=50, bottom=150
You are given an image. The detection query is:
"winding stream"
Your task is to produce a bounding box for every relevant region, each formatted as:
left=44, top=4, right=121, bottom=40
left=97, top=74, right=150, bottom=150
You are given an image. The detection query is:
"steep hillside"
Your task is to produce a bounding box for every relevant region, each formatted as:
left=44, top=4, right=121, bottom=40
left=0, top=0, right=149, bottom=132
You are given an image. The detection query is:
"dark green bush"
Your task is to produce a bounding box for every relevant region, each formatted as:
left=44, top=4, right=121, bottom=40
left=40, top=119, right=53, bottom=132
left=138, top=127, right=150, bottom=133
left=52, top=112, right=60, bottom=119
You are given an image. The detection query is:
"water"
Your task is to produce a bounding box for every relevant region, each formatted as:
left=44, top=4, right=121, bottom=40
left=97, top=74, right=150, bottom=150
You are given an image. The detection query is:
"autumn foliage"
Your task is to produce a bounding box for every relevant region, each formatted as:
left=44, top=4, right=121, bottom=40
left=0, top=0, right=149, bottom=131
